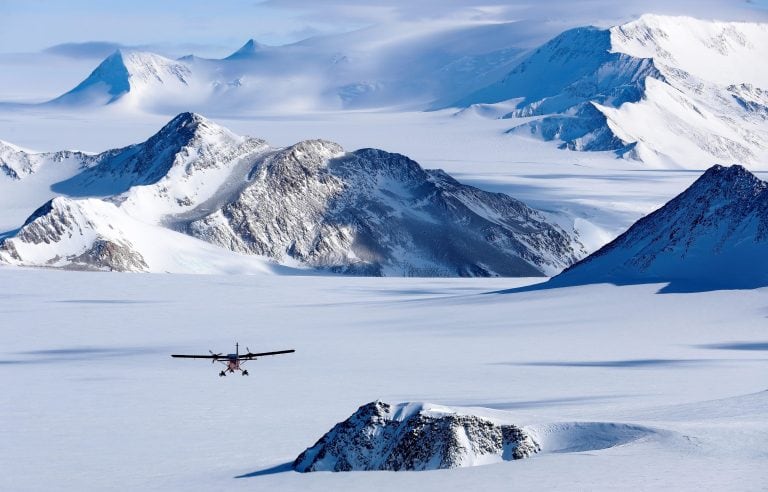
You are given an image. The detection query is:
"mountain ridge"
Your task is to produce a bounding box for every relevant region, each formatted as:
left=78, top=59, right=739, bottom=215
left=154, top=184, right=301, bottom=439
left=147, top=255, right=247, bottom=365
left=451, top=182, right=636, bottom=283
left=0, top=113, right=585, bottom=276
left=552, top=164, right=768, bottom=289
left=451, top=15, right=768, bottom=168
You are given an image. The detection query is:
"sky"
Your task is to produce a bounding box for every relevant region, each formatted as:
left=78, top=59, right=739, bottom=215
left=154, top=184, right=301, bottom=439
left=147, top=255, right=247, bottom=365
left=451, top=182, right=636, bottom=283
left=1, top=0, right=767, bottom=58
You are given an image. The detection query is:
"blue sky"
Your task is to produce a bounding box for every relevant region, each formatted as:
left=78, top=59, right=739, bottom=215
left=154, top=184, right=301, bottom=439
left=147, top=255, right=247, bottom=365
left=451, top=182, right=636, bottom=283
left=1, top=0, right=766, bottom=57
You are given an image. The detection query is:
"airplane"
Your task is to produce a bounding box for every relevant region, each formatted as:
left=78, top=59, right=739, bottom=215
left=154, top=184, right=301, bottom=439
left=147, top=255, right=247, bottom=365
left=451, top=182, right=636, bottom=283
left=171, top=343, right=295, bottom=377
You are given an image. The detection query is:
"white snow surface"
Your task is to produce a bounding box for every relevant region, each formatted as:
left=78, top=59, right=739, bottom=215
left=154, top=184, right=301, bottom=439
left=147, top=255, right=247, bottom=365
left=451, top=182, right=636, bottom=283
left=0, top=271, right=766, bottom=490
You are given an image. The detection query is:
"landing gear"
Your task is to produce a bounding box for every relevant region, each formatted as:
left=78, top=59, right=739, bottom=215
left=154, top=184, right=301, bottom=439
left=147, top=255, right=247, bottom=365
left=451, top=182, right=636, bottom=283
left=219, top=371, right=226, bottom=377
left=242, top=370, right=249, bottom=376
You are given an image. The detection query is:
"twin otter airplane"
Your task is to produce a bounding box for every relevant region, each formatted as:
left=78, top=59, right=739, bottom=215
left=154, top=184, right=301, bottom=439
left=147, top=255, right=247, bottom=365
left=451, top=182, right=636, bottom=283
left=172, top=343, right=295, bottom=377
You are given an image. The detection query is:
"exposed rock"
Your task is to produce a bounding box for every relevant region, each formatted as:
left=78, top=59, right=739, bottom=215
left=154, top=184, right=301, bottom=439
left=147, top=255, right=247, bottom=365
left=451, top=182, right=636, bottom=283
left=293, top=401, right=540, bottom=472
left=65, top=238, right=148, bottom=272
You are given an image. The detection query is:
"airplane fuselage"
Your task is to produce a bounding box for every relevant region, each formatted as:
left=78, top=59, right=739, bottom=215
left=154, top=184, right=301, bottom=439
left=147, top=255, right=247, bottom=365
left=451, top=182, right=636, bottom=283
left=226, top=356, right=241, bottom=373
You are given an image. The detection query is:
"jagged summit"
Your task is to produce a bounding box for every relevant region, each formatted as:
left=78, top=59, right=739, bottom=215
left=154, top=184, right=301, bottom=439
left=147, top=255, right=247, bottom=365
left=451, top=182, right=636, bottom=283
left=148, top=112, right=235, bottom=145
left=293, top=401, right=540, bottom=472
left=554, top=164, right=768, bottom=289
left=50, top=111, right=258, bottom=198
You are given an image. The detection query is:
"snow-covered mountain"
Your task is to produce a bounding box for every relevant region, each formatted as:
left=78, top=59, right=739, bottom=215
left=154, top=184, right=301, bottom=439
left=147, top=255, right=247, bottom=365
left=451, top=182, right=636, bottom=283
left=34, top=21, right=530, bottom=113
left=0, top=113, right=584, bottom=275
left=0, top=139, right=92, bottom=179
left=185, top=139, right=583, bottom=276
left=50, top=50, right=197, bottom=108
left=293, top=401, right=540, bottom=472
left=453, top=15, right=768, bottom=168
left=0, top=196, right=287, bottom=274
left=9, top=15, right=766, bottom=168
left=554, top=164, right=768, bottom=288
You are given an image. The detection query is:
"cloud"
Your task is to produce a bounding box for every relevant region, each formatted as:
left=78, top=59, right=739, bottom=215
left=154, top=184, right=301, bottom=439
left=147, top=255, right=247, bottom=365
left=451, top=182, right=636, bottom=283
left=261, top=0, right=768, bottom=29
left=41, top=41, right=233, bottom=60
left=43, top=42, right=135, bottom=59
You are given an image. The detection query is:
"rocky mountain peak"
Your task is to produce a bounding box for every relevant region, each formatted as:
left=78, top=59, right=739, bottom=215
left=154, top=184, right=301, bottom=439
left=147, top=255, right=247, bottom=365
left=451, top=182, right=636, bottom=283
left=691, top=164, right=766, bottom=195
left=293, top=401, right=540, bottom=472
left=554, top=164, right=768, bottom=289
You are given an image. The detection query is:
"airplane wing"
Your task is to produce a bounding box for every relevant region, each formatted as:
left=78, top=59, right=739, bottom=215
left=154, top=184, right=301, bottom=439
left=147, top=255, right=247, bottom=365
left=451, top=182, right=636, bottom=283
left=240, top=349, right=295, bottom=359
left=171, top=354, right=223, bottom=359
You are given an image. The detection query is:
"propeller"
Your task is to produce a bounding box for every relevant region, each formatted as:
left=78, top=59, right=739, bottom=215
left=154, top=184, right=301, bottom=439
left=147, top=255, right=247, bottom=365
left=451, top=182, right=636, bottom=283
left=209, top=350, right=222, bottom=363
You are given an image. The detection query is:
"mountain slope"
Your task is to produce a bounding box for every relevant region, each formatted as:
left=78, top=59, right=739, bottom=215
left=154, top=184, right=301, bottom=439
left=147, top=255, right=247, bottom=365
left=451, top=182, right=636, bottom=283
left=553, top=164, right=768, bottom=288
left=186, top=140, right=583, bottom=276
left=0, top=197, right=286, bottom=274
left=0, top=140, right=92, bottom=180
left=452, top=15, right=768, bottom=168
left=0, top=113, right=584, bottom=276
left=50, top=50, right=195, bottom=107
left=54, top=112, right=269, bottom=220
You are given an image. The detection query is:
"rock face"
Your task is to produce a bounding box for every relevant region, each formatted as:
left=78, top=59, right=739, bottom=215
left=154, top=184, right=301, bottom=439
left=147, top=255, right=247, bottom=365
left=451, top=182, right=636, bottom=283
left=0, top=113, right=584, bottom=275
left=554, top=164, right=768, bottom=288
left=293, top=401, right=540, bottom=472
left=452, top=15, right=768, bottom=168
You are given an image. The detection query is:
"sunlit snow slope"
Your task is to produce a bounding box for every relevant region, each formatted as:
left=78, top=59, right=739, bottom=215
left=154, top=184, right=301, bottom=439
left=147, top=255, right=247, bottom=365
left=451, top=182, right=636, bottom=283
left=454, top=15, right=768, bottom=168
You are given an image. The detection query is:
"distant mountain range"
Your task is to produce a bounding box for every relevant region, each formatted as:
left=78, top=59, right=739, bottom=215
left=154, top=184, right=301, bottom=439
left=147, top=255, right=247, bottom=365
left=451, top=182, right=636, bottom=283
left=40, top=22, right=530, bottom=114
left=453, top=15, right=768, bottom=168
left=554, top=164, right=768, bottom=289
left=0, top=113, right=584, bottom=275
left=8, top=15, right=764, bottom=168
